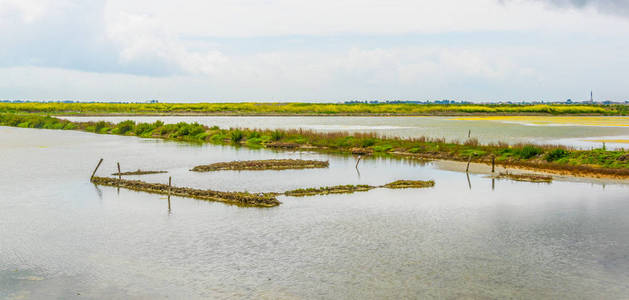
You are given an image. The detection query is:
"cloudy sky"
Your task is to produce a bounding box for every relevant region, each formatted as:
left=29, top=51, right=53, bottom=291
left=0, top=0, right=628, bottom=102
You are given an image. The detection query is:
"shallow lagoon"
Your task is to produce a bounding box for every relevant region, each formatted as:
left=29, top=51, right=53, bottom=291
left=61, top=115, right=629, bottom=150
left=2, top=126, right=629, bottom=299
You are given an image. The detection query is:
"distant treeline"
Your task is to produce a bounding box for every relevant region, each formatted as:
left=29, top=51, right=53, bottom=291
left=2, top=113, right=629, bottom=178
left=0, top=102, right=627, bottom=115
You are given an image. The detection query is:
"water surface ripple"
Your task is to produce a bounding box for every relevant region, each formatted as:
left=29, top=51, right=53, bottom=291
left=1, top=127, right=629, bottom=299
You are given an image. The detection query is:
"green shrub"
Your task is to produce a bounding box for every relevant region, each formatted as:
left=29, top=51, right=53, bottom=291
left=361, top=138, right=377, bottom=147
left=116, top=120, right=135, bottom=134
left=545, top=149, right=569, bottom=162
left=516, top=145, right=542, bottom=159
left=271, top=130, right=284, bottom=141
left=230, top=130, right=244, bottom=143
left=94, top=121, right=108, bottom=132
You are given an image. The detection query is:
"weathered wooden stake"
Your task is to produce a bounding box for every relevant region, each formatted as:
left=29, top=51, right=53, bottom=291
left=466, top=154, right=472, bottom=173
left=466, top=172, right=472, bottom=190
left=355, top=155, right=363, bottom=169
left=168, top=176, right=172, bottom=197
left=117, top=162, right=122, bottom=180
left=468, top=129, right=471, bottom=138
left=491, top=155, right=495, bottom=173
left=90, top=158, right=103, bottom=181
left=168, top=176, right=172, bottom=211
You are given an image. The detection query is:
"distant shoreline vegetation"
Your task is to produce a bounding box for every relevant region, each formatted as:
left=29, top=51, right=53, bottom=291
left=0, top=102, right=628, bottom=116
left=2, top=113, right=629, bottom=179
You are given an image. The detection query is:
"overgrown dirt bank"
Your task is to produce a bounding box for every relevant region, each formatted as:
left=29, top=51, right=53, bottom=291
left=91, top=176, right=280, bottom=207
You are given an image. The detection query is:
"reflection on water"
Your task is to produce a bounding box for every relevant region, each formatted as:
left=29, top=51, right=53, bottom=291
left=61, top=115, right=629, bottom=149
left=2, top=126, right=629, bottom=299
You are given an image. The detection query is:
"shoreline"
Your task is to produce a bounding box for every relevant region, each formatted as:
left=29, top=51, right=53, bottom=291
left=432, top=159, right=629, bottom=185
left=2, top=113, right=629, bottom=181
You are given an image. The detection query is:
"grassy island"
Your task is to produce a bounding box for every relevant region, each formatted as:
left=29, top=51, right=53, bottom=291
left=2, top=113, right=629, bottom=178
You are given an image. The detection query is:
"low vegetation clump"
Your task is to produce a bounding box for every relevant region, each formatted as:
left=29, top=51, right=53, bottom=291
left=90, top=176, right=280, bottom=207
left=544, top=149, right=569, bottom=162
left=284, top=180, right=435, bottom=197
left=3, top=113, right=629, bottom=178
left=383, top=180, right=436, bottom=189
left=190, top=159, right=329, bottom=172
left=284, top=185, right=375, bottom=197
left=492, top=172, right=553, bottom=183
left=111, top=170, right=168, bottom=176
left=0, top=102, right=625, bottom=115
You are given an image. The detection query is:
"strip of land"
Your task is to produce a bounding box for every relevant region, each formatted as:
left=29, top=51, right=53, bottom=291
left=91, top=176, right=280, bottom=207
left=2, top=113, right=629, bottom=179
left=284, top=180, right=435, bottom=197
left=190, top=159, right=329, bottom=172
left=112, top=170, right=168, bottom=176
left=1, top=102, right=628, bottom=116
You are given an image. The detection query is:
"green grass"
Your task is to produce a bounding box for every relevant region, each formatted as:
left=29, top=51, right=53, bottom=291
left=2, top=113, right=629, bottom=176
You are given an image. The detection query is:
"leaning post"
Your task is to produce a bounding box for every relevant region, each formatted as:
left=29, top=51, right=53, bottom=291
left=466, top=154, right=472, bottom=173
left=90, top=158, right=104, bottom=181
left=117, top=162, right=122, bottom=180
left=355, top=155, right=363, bottom=169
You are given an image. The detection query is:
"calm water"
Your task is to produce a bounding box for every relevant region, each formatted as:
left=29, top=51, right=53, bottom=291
left=60, top=115, right=629, bottom=150
left=2, top=126, right=629, bottom=299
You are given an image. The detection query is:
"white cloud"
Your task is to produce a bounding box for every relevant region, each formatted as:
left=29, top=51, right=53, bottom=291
left=0, top=0, right=627, bottom=101
left=105, top=0, right=629, bottom=37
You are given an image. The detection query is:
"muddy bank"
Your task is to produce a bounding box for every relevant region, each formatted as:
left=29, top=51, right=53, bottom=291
left=112, top=170, right=167, bottom=176
left=390, top=151, right=629, bottom=180
left=190, top=159, right=329, bottom=172
left=432, top=159, right=629, bottom=185
left=90, top=176, right=280, bottom=207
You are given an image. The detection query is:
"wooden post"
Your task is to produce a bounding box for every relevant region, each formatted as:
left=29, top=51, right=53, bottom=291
left=90, top=158, right=103, bottom=181
left=491, top=155, right=495, bottom=173
left=168, top=177, right=172, bottom=197
left=468, top=129, right=471, bottom=138
left=466, top=154, right=472, bottom=173
left=117, top=162, right=122, bottom=180
left=168, top=176, right=172, bottom=211
left=355, top=155, right=363, bottom=169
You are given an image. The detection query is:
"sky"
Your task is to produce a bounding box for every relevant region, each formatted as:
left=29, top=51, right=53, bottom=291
left=0, top=0, right=628, bottom=102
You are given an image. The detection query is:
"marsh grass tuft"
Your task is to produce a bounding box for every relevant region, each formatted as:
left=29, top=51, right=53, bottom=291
left=383, top=180, right=435, bottom=189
